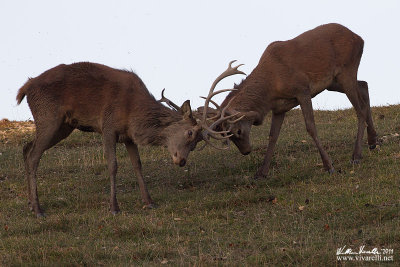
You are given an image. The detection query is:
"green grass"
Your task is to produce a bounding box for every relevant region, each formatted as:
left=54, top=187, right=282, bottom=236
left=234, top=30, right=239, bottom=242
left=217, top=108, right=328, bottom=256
left=1, top=105, right=399, bottom=266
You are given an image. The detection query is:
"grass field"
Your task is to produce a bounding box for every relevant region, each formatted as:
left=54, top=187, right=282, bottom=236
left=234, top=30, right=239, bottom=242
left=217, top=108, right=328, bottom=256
left=0, top=105, right=399, bottom=266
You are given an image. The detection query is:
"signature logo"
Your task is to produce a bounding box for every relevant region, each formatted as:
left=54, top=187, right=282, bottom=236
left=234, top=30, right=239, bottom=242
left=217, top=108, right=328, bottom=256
left=337, top=245, right=383, bottom=255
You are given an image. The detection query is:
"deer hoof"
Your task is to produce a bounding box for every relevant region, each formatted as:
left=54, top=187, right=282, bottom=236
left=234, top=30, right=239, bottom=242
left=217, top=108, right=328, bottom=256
left=111, top=210, right=120, bottom=215
left=32, top=205, right=45, bottom=218
left=328, top=168, right=335, bottom=175
left=369, top=144, right=376, bottom=150
left=110, top=205, right=120, bottom=215
left=143, top=203, right=158, bottom=209
left=351, top=159, right=361, bottom=164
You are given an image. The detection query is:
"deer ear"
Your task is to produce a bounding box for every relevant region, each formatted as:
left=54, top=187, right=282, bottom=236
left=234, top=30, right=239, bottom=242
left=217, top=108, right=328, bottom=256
left=181, top=100, right=193, bottom=120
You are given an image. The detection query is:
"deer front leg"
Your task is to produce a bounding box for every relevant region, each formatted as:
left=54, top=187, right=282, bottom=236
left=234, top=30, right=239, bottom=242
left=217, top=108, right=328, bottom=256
left=255, top=112, right=285, bottom=179
left=298, top=94, right=334, bottom=174
left=103, top=132, right=120, bottom=214
left=124, top=140, right=155, bottom=209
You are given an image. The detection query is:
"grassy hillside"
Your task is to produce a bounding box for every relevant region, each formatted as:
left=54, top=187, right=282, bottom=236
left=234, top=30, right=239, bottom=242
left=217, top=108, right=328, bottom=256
left=0, top=105, right=399, bottom=266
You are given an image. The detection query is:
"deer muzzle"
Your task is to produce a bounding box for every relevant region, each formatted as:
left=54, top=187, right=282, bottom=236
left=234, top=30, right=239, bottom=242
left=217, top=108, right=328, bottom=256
left=231, top=137, right=252, bottom=155
left=172, top=153, right=187, bottom=167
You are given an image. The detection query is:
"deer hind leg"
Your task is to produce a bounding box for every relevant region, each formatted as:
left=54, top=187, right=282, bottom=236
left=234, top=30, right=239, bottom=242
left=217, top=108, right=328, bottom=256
left=102, top=131, right=120, bottom=214
left=297, top=94, right=334, bottom=174
left=23, top=141, right=34, bottom=211
left=338, top=77, right=368, bottom=163
left=255, top=112, right=285, bottom=179
left=357, top=81, right=377, bottom=149
left=124, top=140, right=155, bottom=208
left=328, top=80, right=377, bottom=151
left=24, top=122, right=74, bottom=217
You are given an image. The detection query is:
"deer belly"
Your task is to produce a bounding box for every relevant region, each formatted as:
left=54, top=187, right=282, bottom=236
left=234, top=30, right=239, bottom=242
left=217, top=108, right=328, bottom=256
left=272, top=98, right=299, bottom=113
left=64, top=111, right=100, bottom=132
left=309, top=76, right=333, bottom=97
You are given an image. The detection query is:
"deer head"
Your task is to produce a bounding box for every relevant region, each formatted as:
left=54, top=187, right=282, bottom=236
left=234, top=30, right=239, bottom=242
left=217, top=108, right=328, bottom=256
left=222, top=110, right=262, bottom=155
left=158, top=92, right=203, bottom=167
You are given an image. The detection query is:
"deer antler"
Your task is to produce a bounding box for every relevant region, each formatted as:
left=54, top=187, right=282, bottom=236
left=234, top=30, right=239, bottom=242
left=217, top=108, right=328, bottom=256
left=201, top=60, right=245, bottom=123
left=199, top=60, right=246, bottom=150
left=158, top=89, right=181, bottom=112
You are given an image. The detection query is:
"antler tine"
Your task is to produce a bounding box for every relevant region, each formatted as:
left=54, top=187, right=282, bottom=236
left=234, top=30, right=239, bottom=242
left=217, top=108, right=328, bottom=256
left=228, top=114, right=245, bottom=124
left=196, top=142, right=208, bottom=151
left=200, top=96, right=220, bottom=110
left=158, top=89, right=181, bottom=111
left=208, top=60, right=246, bottom=96
left=202, top=129, right=233, bottom=139
left=200, top=88, right=237, bottom=120
left=206, top=88, right=238, bottom=100
left=206, top=113, right=239, bottom=133
left=198, top=135, right=231, bottom=151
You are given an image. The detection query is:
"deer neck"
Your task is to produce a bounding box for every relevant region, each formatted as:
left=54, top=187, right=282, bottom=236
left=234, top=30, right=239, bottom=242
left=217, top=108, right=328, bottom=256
left=128, top=103, right=182, bottom=146
left=226, top=72, right=273, bottom=121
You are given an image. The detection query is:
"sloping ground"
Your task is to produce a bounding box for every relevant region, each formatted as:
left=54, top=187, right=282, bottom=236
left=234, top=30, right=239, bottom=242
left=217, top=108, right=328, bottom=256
left=0, top=119, right=35, bottom=144
left=0, top=105, right=399, bottom=266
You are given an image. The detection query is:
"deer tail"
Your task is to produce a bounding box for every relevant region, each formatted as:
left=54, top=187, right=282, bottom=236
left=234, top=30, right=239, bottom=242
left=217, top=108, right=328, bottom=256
left=16, top=78, right=33, bottom=105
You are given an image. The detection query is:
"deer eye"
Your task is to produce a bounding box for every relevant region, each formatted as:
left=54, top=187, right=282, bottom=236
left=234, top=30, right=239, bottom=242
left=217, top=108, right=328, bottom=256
left=187, top=130, right=193, bottom=137
left=237, top=129, right=242, bottom=135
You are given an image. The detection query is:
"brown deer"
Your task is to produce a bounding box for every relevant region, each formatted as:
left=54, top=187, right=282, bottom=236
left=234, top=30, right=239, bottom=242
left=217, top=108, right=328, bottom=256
left=206, top=23, right=378, bottom=179
left=16, top=62, right=241, bottom=217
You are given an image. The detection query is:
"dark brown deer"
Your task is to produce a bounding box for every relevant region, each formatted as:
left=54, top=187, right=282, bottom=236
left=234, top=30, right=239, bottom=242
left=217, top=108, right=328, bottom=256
left=16, top=62, right=237, bottom=217
left=208, top=23, right=377, bottom=179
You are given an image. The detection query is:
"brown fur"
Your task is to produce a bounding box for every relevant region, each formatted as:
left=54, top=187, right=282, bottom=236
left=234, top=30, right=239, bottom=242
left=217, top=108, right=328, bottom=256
left=17, top=62, right=202, bottom=216
left=220, top=23, right=377, bottom=178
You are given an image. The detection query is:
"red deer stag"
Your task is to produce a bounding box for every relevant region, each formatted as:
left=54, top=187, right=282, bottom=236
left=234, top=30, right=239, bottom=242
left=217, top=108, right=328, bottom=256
left=207, top=23, right=378, bottom=179
left=16, top=62, right=241, bottom=217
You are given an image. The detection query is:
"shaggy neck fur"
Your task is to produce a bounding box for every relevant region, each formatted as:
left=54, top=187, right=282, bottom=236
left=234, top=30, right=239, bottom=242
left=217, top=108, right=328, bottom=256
left=128, top=99, right=183, bottom=146
left=222, top=68, right=273, bottom=121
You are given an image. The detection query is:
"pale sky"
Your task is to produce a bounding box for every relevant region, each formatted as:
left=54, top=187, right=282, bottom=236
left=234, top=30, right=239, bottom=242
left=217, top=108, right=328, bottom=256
left=1, top=0, right=399, bottom=121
